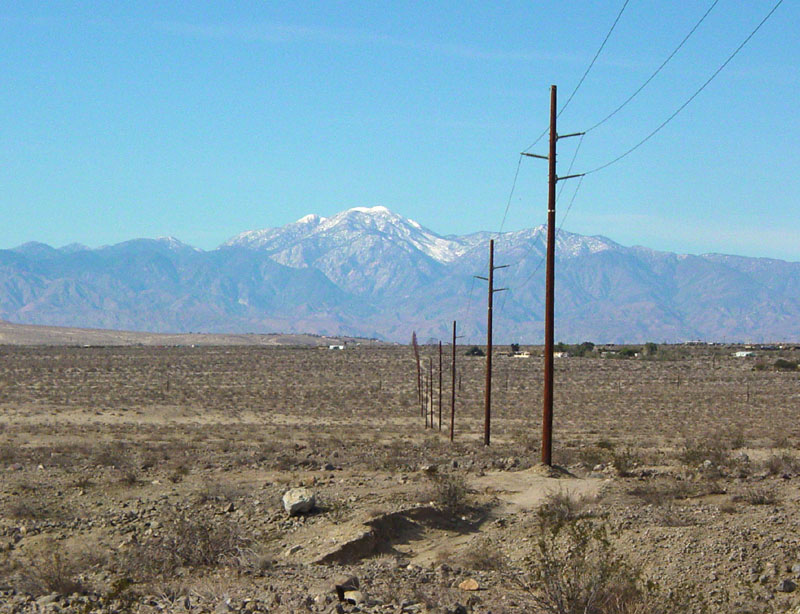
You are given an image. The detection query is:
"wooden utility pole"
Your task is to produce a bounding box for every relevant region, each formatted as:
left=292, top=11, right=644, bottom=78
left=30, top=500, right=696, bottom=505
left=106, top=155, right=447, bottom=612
left=412, top=332, right=423, bottom=420
left=542, top=86, right=558, bottom=466
left=428, top=358, right=434, bottom=429
left=522, top=84, right=584, bottom=466
left=438, top=341, right=443, bottom=431
left=476, top=239, right=507, bottom=446
left=450, top=321, right=457, bottom=442
left=424, top=363, right=429, bottom=428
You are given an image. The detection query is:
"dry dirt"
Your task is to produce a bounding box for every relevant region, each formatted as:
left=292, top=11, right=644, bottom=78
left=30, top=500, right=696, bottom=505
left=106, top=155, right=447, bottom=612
left=1, top=343, right=800, bottom=613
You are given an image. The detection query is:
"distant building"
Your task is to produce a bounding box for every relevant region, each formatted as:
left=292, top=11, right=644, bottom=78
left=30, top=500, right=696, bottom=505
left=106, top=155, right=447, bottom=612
left=328, top=344, right=345, bottom=350
left=733, top=351, right=755, bottom=358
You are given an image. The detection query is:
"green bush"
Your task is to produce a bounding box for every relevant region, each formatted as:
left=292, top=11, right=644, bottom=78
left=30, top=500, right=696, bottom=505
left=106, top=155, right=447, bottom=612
left=773, top=358, right=798, bottom=371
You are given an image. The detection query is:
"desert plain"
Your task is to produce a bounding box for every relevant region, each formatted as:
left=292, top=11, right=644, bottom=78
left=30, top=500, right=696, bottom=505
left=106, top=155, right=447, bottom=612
left=1, top=341, right=800, bottom=613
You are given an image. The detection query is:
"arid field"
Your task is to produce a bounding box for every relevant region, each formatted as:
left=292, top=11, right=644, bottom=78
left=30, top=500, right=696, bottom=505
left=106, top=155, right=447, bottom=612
left=1, top=343, right=800, bottom=613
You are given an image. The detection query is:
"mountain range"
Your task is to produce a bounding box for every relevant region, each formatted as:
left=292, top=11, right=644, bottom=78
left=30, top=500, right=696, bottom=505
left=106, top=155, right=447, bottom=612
left=2, top=206, right=799, bottom=343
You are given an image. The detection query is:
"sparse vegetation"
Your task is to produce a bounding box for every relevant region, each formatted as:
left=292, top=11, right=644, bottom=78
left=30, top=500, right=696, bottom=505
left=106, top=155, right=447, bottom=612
left=427, top=471, right=470, bottom=516
left=519, top=516, right=694, bottom=614
left=734, top=487, right=779, bottom=506
left=123, top=510, right=252, bottom=578
left=16, top=541, right=89, bottom=597
left=0, top=343, right=797, bottom=612
left=773, top=358, right=798, bottom=371
left=537, top=489, right=591, bottom=525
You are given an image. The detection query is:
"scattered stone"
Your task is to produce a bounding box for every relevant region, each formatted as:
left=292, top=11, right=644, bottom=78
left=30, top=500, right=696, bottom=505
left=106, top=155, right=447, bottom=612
left=458, top=578, right=479, bottom=591
left=282, top=488, right=316, bottom=516
left=333, top=575, right=359, bottom=602
left=343, top=590, right=364, bottom=605
left=285, top=544, right=302, bottom=556
left=778, top=579, right=797, bottom=593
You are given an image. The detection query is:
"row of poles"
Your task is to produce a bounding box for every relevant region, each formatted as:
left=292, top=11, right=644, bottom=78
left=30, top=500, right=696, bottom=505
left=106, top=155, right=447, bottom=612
left=412, top=322, right=459, bottom=442
left=411, top=85, right=578, bottom=467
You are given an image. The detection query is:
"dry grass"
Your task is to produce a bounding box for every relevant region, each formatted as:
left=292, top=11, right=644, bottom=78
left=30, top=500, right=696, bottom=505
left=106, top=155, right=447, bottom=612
left=122, top=509, right=252, bottom=578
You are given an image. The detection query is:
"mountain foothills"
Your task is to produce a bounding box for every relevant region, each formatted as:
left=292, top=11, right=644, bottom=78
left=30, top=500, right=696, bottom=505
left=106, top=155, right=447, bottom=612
left=2, top=206, right=799, bottom=343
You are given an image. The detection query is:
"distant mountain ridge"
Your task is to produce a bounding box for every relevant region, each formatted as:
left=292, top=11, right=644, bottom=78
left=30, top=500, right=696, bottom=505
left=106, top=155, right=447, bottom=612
left=2, top=206, right=799, bottom=343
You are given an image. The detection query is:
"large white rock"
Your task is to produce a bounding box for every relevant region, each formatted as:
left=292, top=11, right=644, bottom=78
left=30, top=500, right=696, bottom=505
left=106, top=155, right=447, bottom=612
left=282, top=488, right=316, bottom=516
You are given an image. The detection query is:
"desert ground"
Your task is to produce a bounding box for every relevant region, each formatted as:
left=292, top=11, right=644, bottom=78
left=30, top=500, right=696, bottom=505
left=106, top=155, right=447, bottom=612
left=1, top=342, right=800, bottom=613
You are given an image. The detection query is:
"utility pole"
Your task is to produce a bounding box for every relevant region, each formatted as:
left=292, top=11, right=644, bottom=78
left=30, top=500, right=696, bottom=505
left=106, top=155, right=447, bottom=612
left=476, top=239, right=507, bottom=446
left=450, top=321, right=457, bottom=442
left=522, top=84, right=584, bottom=466
left=412, top=332, right=422, bottom=421
left=428, top=358, right=434, bottom=429
left=438, top=341, right=443, bottom=432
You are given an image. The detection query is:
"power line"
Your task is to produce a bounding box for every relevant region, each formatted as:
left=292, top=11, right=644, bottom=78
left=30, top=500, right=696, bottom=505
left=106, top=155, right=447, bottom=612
left=520, top=173, right=585, bottom=289
left=523, top=0, right=631, bottom=153
left=585, top=0, right=720, bottom=133
left=559, top=0, right=631, bottom=124
left=498, top=154, right=523, bottom=234
left=584, top=0, right=784, bottom=175
left=498, top=134, right=585, bottom=314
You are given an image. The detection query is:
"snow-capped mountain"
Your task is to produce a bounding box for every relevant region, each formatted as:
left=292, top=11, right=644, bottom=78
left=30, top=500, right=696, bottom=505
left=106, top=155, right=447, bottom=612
left=2, top=206, right=800, bottom=343
left=226, top=206, right=472, bottom=263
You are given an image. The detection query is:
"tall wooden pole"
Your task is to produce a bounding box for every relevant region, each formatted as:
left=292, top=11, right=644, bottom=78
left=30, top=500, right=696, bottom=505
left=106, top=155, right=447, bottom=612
left=438, top=341, right=443, bottom=431
left=424, top=366, right=429, bottom=428
left=428, top=358, right=434, bottom=429
left=484, top=239, right=494, bottom=446
left=450, top=321, right=456, bottom=442
left=542, top=85, right=557, bottom=466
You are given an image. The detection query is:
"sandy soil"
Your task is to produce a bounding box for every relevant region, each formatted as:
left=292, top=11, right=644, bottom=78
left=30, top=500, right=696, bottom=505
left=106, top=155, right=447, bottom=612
left=1, top=343, right=799, bottom=613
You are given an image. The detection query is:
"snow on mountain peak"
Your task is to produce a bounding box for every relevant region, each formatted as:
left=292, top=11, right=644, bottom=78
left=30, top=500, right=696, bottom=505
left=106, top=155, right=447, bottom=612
left=347, top=205, right=390, bottom=215
left=296, top=213, right=325, bottom=224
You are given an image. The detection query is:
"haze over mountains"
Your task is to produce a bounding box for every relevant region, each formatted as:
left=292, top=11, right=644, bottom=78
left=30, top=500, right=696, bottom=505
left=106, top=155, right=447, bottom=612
left=2, top=206, right=799, bottom=343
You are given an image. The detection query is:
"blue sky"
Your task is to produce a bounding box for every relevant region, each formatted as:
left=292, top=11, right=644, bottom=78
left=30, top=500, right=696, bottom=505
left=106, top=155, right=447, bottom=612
left=2, top=2, right=798, bottom=260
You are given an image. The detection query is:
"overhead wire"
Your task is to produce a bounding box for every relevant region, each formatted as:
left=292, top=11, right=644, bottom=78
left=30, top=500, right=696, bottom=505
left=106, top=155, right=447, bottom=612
left=522, top=0, right=631, bottom=153
left=583, top=0, right=784, bottom=176
left=498, top=154, right=524, bottom=235
left=585, top=0, right=720, bottom=133
left=498, top=135, right=585, bottom=314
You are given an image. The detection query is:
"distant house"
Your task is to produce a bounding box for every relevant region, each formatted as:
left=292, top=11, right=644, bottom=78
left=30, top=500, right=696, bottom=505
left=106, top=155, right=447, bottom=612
left=513, top=351, right=531, bottom=358
left=328, top=344, right=345, bottom=350
left=733, top=351, right=755, bottom=358
left=553, top=351, right=569, bottom=358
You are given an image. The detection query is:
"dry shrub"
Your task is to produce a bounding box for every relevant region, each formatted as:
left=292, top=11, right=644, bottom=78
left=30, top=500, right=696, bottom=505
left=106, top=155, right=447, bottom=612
left=117, top=466, right=140, bottom=486
left=679, top=438, right=731, bottom=469
left=655, top=503, right=694, bottom=528
left=460, top=537, right=505, bottom=571
left=519, top=517, right=702, bottom=614
left=0, top=444, right=21, bottom=464
left=6, top=497, right=54, bottom=521
left=193, top=479, right=245, bottom=504
left=762, top=453, right=800, bottom=476
left=627, top=479, right=693, bottom=505
left=92, top=443, right=131, bottom=468
left=123, top=510, right=252, bottom=578
left=733, top=487, right=779, bottom=506
left=577, top=446, right=612, bottom=469
left=610, top=448, right=641, bottom=477
left=538, top=489, right=591, bottom=526
left=15, top=541, right=88, bottom=596
left=427, top=471, right=470, bottom=516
